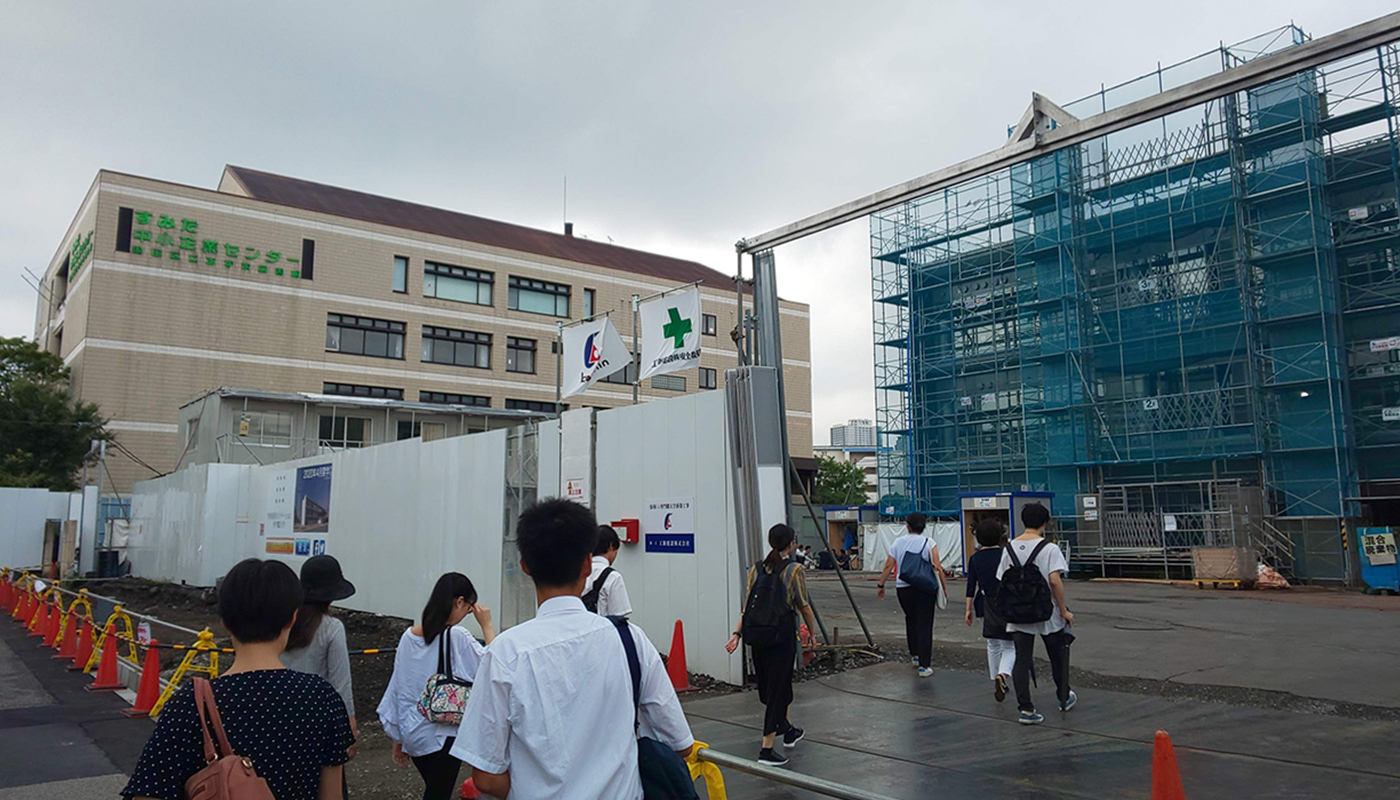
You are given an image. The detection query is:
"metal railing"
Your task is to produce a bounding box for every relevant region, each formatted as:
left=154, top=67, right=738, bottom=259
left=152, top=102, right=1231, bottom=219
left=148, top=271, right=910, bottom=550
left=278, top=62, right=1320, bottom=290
left=697, top=748, right=899, bottom=800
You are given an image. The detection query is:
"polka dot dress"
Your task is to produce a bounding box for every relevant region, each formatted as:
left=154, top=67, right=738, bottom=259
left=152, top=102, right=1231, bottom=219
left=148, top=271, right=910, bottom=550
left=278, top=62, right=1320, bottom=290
left=122, top=669, right=355, bottom=800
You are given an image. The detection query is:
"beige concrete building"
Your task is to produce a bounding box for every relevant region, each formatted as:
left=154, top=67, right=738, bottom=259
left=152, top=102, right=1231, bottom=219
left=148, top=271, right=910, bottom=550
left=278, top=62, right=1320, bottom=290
left=34, top=166, right=812, bottom=493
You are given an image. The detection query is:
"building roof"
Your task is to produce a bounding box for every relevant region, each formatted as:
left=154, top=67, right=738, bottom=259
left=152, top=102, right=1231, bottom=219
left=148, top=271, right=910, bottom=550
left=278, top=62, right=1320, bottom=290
left=223, top=165, right=744, bottom=292
left=181, top=386, right=553, bottom=420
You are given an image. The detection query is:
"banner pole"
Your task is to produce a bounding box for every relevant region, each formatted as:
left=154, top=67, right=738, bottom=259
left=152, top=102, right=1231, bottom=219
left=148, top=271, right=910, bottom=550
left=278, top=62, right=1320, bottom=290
left=631, top=294, right=641, bottom=405
left=556, top=321, right=564, bottom=497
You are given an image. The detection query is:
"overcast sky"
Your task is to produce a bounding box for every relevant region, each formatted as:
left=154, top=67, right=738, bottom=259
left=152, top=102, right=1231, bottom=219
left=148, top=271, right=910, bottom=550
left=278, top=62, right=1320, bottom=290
left=2, top=1, right=1391, bottom=443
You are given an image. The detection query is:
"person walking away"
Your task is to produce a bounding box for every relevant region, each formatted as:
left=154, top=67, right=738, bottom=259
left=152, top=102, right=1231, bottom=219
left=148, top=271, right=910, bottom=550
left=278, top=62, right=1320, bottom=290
left=964, top=519, right=1015, bottom=702
left=876, top=512, right=947, bottom=677
left=996, top=502, right=1075, bottom=724
left=283, top=555, right=358, bottom=796
left=376, top=573, right=495, bottom=800
left=583, top=525, right=633, bottom=616
left=123, top=559, right=354, bottom=800
left=724, top=523, right=819, bottom=767
left=453, top=499, right=694, bottom=800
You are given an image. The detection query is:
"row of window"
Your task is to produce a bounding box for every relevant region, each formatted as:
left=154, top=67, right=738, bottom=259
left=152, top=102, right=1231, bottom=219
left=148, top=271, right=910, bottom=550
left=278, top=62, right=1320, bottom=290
left=320, top=382, right=568, bottom=411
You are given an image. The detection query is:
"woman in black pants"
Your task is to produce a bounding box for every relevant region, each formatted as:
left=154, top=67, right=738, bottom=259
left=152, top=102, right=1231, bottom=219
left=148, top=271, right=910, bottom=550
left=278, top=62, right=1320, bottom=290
left=726, top=524, right=819, bottom=767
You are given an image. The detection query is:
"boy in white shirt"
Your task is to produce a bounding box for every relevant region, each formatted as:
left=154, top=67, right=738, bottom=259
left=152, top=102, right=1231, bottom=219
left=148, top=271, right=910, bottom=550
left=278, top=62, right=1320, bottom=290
left=995, top=502, right=1076, bottom=724
left=583, top=524, right=633, bottom=616
left=453, top=499, right=693, bottom=800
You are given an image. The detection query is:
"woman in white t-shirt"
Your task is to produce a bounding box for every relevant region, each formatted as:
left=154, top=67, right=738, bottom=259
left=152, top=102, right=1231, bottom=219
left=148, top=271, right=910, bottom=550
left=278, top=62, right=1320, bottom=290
left=876, top=512, right=948, bottom=677
left=376, top=572, right=495, bottom=800
left=995, top=502, right=1075, bottom=725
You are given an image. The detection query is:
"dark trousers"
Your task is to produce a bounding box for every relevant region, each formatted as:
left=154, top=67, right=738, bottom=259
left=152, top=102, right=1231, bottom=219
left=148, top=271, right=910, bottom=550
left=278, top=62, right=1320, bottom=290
left=896, top=586, right=937, bottom=668
left=1011, top=630, right=1071, bottom=712
left=411, top=737, right=463, bottom=800
left=751, top=638, right=796, bottom=737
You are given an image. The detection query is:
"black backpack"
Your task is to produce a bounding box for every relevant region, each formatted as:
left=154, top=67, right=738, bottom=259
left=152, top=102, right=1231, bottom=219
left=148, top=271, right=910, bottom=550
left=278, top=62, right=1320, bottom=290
left=582, top=567, right=614, bottom=613
left=741, top=561, right=794, bottom=647
left=994, top=540, right=1055, bottom=625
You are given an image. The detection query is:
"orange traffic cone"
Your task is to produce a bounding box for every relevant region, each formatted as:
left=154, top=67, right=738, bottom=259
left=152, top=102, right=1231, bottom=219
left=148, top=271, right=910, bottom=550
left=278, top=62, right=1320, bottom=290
left=1151, top=730, right=1187, bottom=800
left=11, top=589, right=25, bottom=619
left=29, top=598, right=51, bottom=636
left=86, top=624, right=126, bottom=691
left=0, top=579, right=10, bottom=612
left=666, top=620, right=695, bottom=692
left=461, top=777, right=481, bottom=799
left=43, top=608, right=64, bottom=649
left=123, top=641, right=162, bottom=718
left=54, top=614, right=79, bottom=660
left=69, top=619, right=95, bottom=671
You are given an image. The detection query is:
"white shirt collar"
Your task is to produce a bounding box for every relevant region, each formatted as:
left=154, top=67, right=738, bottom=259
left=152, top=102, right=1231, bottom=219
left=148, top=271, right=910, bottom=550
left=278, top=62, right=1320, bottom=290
left=591, top=555, right=610, bottom=569
left=537, top=595, right=586, bottom=616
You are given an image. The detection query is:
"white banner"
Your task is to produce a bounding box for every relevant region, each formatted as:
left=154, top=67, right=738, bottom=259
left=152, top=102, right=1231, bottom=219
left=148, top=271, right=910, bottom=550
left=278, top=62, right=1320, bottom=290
left=560, top=317, right=630, bottom=399
left=638, top=287, right=702, bottom=382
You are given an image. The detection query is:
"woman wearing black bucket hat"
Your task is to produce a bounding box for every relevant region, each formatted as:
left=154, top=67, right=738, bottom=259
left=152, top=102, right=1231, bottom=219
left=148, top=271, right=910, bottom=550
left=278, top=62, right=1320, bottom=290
left=283, top=555, right=358, bottom=795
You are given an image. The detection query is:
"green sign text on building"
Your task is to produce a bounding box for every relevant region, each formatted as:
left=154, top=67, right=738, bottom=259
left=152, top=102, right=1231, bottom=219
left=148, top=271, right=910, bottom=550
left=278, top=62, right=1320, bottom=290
left=130, top=211, right=301, bottom=279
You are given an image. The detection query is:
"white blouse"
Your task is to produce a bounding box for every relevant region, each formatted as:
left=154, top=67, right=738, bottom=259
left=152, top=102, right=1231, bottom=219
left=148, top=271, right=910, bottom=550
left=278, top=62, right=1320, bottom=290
left=375, top=625, right=487, bottom=757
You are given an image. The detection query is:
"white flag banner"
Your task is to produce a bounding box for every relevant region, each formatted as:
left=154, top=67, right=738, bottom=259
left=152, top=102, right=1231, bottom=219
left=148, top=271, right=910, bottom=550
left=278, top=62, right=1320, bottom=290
left=560, top=317, right=630, bottom=398
left=638, top=286, right=702, bottom=381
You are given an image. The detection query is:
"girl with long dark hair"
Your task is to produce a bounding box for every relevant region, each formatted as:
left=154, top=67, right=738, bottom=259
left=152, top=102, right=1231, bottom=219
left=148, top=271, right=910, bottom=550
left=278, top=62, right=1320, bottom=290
left=724, top=523, right=818, bottom=767
left=376, top=573, right=495, bottom=800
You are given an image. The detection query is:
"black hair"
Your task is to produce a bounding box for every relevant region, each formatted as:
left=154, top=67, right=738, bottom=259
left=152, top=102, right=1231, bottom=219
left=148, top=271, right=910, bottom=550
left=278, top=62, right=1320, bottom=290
left=286, top=601, right=330, bottom=651
left=422, top=572, right=478, bottom=645
left=517, top=498, right=599, bottom=588
left=974, top=518, right=1006, bottom=548
left=906, top=512, right=927, bottom=533
left=218, top=558, right=303, bottom=644
left=764, top=523, right=795, bottom=571
left=1021, top=502, right=1051, bottom=531
left=593, top=525, right=622, bottom=556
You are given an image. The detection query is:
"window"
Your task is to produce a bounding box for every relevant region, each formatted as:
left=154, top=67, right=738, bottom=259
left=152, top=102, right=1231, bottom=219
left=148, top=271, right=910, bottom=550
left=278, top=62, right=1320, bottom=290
left=116, top=207, right=133, bottom=253
left=652, top=374, right=686, bottom=392
left=699, top=367, right=717, bottom=390
left=326, top=313, right=405, bottom=360
left=702, top=314, right=718, bottom=337
left=506, top=337, right=537, bottom=374
left=318, top=415, right=371, bottom=448
left=300, top=239, right=315, bottom=280
left=233, top=410, right=292, bottom=447
left=397, top=420, right=446, bottom=441
left=322, top=382, right=404, bottom=400
left=506, top=399, right=565, bottom=413
left=392, top=256, right=408, bottom=293
left=583, top=289, right=595, bottom=319
left=421, top=326, right=491, bottom=369
left=601, top=353, right=638, bottom=385
left=508, top=276, right=570, bottom=317
left=420, top=391, right=490, bottom=407
left=424, top=261, right=493, bottom=306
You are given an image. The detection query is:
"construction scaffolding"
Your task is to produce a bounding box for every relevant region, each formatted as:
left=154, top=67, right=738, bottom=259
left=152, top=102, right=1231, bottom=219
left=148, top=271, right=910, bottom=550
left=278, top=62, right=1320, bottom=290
left=872, top=25, right=1400, bottom=582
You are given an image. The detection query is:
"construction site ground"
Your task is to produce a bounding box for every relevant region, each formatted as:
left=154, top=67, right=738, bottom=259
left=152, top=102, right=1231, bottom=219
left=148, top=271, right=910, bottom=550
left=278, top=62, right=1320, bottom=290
left=2, top=576, right=1397, bottom=798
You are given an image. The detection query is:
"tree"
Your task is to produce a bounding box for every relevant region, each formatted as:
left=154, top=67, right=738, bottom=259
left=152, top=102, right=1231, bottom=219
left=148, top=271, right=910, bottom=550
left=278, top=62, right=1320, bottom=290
left=812, top=455, right=870, bottom=506
left=0, top=337, right=108, bottom=490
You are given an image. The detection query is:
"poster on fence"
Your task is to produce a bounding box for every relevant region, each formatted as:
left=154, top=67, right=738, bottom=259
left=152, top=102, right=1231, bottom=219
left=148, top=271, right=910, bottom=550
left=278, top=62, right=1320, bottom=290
left=294, top=464, right=333, bottom=535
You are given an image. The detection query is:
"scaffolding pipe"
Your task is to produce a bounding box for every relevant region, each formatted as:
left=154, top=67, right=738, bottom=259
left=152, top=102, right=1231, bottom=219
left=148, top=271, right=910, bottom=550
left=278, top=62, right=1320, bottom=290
left=696, top=748, right=900, bottom=800
left=789, top=459, right=875, bottom=648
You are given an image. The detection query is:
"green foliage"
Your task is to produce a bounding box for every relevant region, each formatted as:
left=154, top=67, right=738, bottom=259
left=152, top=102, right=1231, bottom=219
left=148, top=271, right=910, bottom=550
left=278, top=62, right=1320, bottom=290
left=812, top=455, right=870, bottom=506
left=0, top=338, right=108, bottom=491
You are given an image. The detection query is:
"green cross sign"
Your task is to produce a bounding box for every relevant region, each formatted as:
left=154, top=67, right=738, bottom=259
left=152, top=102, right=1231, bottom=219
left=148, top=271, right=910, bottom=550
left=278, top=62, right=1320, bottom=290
left=663, top=307, right=692, bottom=348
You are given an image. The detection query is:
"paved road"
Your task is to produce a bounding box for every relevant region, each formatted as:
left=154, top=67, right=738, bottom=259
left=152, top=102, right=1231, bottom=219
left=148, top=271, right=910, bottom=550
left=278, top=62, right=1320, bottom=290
left=686, top=661, right=1400, bottom=799
left=0, top=615, right=140, bottom=798
left=805, top=574, right=1400, bottom=708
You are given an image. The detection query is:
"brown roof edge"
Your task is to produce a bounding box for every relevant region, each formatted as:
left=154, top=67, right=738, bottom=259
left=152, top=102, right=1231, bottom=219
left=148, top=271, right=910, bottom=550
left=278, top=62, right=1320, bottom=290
left=223, top=164, right=758, bottom=295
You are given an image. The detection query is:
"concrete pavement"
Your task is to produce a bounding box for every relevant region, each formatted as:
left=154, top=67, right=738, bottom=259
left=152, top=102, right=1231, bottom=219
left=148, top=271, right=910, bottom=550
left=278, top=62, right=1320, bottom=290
left=806, top=574, right=1400, bottom=709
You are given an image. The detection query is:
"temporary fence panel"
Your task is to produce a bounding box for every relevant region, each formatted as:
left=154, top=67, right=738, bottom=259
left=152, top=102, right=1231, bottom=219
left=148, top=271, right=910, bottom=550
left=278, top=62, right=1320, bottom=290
left=127, top=464, right=246, bottom=586
left=0, top=487, right=70, bottom=569
left=862, top=523, right=962, bottom=574
left=591, top=391, right=744, bottom=685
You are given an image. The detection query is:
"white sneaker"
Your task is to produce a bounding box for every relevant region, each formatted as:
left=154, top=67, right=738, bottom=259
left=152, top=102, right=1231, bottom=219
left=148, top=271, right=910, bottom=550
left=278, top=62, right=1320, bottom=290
left=918, top=667, right=934, bottom=678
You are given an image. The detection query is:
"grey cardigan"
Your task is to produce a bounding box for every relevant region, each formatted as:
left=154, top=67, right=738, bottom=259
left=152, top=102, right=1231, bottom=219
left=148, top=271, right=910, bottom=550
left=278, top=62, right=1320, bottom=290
left=280, top=615, right=354, bottom=717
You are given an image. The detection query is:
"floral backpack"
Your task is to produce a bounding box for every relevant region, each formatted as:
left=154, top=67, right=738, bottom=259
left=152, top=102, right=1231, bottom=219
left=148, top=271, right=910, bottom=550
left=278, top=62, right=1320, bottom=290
left=416, top=629, right=472, bottom=725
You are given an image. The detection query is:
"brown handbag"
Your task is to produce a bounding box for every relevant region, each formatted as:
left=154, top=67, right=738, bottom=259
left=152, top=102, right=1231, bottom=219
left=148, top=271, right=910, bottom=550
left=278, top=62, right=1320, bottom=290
left=184, top=678, right=276, bottom=800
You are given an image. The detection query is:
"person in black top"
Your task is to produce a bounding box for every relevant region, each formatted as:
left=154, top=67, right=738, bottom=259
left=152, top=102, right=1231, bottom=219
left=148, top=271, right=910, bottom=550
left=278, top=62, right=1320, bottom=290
left=124, top=559, right=355, bottom=800
left=964, top=518, right=1015, bottom=702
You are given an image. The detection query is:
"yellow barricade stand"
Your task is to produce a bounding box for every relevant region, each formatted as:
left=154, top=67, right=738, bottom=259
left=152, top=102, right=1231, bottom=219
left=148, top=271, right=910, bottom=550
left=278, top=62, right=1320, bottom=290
left=687, top=741, right=726, bottom=800
left=29, top=580, right=61, bottom=632
left=11, top=571, right=34, bottom=619
left=58, top=589, right=94, bottom=641
left=85, top=605, right=138, bottom=672
left=149, top=629, right=222, bottom=718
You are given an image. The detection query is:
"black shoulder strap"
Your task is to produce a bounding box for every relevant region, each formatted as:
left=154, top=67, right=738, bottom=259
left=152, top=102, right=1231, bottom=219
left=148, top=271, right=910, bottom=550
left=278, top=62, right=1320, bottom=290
left=609, top=616, right=641, bottom=731
left=1028, top=539, right=1051, bottom=565
left=437, top=629, right=454, bottom=679
left=594, top=567, right=614, bottom=594
left=1007, top=543, right=1024, bottom=569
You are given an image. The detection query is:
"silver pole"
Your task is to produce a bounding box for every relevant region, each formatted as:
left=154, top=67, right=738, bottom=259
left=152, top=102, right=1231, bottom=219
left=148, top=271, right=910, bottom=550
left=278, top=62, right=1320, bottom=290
left=631, top=293, right=640, bottom=405
left=696, top=748, right=900, bottom=800
left=95, top=440, right=107, bottom=572
left=555, top=321, right=564, bottom=496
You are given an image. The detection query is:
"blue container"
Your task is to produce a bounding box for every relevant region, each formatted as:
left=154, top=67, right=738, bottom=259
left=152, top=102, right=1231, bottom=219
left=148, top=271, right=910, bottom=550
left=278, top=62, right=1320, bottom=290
left=1358, top=527, right=1399, bottom=592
